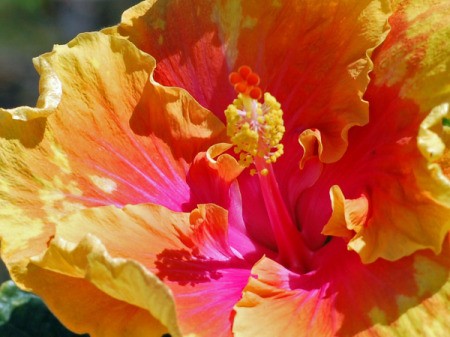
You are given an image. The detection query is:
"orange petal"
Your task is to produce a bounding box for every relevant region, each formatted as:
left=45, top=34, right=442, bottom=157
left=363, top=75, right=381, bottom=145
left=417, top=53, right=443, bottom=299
left=306, top=0, right=450, bottom=262
left=109, top=0, right=391, bottom=164
left=318, top=106, right=450, bottom=263
left=205, top=143, right=244, bottom=183
left=25, top=235, right=178, bottom=337
left=31, top=202, right=252, bottom=337
left=322, top=185, right=369, bottom=239
left=234, top=238, right=450, bottom=337
left=298, top=128, right=324, bottom=169
left=0, top=31, right=225, bottom=284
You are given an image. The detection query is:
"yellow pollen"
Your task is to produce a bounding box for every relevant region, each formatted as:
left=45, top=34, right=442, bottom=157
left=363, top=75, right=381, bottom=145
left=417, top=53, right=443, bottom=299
left=225, top=91, right=285, bottom=173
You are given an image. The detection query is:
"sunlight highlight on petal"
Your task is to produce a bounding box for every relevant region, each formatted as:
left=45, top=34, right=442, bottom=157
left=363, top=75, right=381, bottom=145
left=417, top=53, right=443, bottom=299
left=1, top=0, right=449, bottom=336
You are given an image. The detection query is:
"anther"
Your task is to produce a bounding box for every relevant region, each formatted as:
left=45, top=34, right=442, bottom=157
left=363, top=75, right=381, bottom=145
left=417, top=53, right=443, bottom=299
left=225, top=66, right=285, bottom=175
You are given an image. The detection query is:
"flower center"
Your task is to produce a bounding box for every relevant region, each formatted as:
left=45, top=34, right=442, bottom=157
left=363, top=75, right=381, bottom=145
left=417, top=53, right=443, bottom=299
left=225, top=66, right=285, bottom=176
left=225, top=66, right=311, bottom=272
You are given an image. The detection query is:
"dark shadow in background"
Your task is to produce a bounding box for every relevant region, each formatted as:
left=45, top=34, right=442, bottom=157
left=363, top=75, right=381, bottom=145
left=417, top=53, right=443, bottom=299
left=0, top=0, right=139, bottom=109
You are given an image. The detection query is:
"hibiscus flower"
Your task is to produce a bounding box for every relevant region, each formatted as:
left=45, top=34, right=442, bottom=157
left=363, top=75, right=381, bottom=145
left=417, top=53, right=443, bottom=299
left=1, top=0, right=449, bottom=336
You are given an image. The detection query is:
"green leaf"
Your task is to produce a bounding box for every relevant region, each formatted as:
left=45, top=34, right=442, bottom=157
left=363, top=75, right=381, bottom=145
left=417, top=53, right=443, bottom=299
left=0, top=280, right=88, bottom=337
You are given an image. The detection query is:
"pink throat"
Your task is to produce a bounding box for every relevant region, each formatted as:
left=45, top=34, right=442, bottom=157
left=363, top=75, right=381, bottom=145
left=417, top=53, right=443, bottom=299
left=254, top=157, right=311, bottom=273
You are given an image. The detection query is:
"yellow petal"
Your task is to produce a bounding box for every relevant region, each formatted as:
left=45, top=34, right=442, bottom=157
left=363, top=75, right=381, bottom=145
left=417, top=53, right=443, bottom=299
left=417, top=102, right=450, bottom=200
left=0, top=31, right=225, bottom=287
left=374, top=0, right=450, bottom=111
left=25, top=235, right=180, bottom=337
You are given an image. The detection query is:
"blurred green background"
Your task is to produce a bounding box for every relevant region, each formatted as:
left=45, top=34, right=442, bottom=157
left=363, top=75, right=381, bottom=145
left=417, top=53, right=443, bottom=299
left=0, top=0, right=140, bottom=282
left=0, top=0, right=139, bottom=108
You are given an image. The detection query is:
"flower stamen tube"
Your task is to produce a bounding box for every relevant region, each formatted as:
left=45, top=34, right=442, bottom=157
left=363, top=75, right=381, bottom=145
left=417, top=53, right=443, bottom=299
left=226, top=66, right=311, bottom=272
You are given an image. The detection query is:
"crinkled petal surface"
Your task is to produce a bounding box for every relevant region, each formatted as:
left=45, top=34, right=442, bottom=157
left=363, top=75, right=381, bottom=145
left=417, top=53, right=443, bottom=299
left=0, top=31, right=225, bottom=281
left=27, top=203, right=251, bottom=337
left=2, top=0, right=450, bottom=336
left=110, top=0, right=390, bottom=164
left=26, top=235, right=177, bottom=337
left=107, top=0, right=391, bottom=252
left=314, top=0, right=450, bottom=262
left=234, top=237, right=450, bottom=337
left=376, top=0, right=450, bottom=110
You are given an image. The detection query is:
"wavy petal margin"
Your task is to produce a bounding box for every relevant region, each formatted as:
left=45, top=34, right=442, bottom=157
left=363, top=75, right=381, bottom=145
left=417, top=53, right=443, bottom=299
left=23, top=202, right=252, bottom=337
left=26, top=235, right=179, bottom=337
left=321, top=0, right=450, bottom=262
left=375, top=0, right=450, bottom=111
left=108, top=0, right=391, bottom=165
left=0, top=57, right=61, bottom=121
left=0, top=31, right=225, bottom=283
left=233, top=238, right=450, bottom=337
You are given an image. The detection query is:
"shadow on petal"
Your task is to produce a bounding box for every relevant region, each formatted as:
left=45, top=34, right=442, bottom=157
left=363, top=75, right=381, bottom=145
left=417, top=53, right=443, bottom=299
left=112, top=0, right=235, bottom=117
left=155, top=248, right=237, bottom=286
left=0, top=113, right=46, bottom=148
left=234, top=238, right=450, bottom=337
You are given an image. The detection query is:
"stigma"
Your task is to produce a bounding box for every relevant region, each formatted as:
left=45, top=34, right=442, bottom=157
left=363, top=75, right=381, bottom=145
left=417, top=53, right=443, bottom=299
left=225, top=66, right=285, bottom=175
